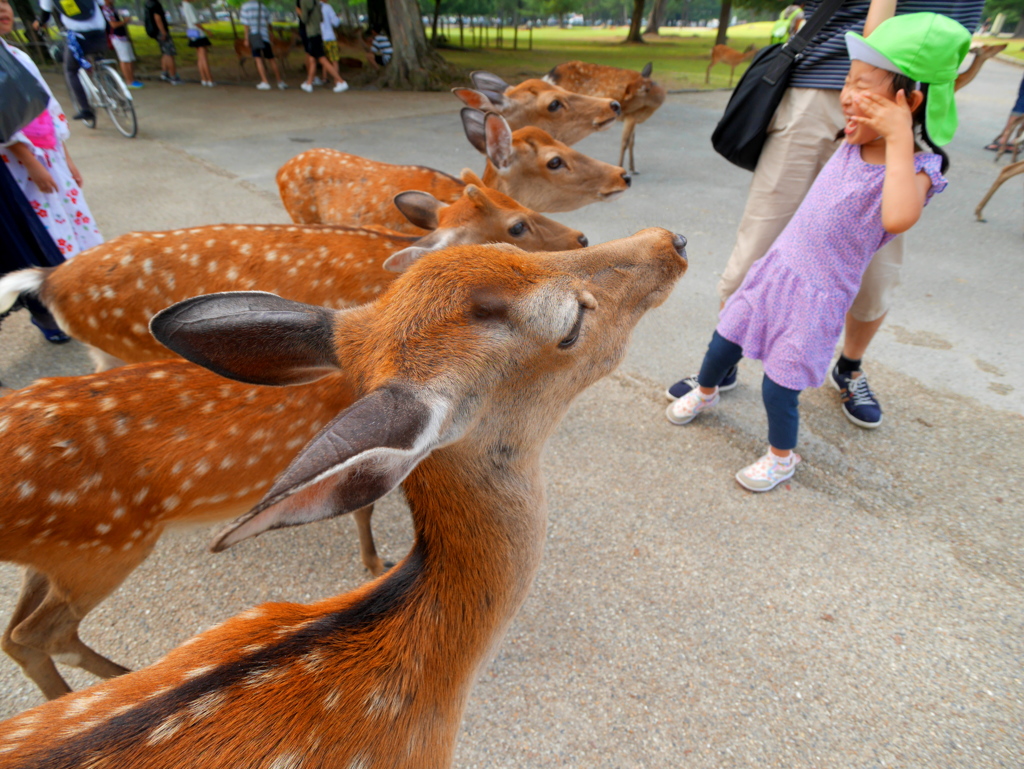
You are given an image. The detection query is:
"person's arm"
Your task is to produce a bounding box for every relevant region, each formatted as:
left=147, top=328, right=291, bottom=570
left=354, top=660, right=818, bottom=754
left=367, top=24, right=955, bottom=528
left=863, top=0, right=895, bottom=39
left=6, top=142, right=58, bottom=194
left=63, top=144, right=83, bottom=187
left=153, top=5, right=168, bottom=38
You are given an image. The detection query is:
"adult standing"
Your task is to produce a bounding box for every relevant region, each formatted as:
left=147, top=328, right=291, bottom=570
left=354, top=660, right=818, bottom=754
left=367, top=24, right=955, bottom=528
left=181, top=0, right=214, bottom=86
left=296, top=0, right=348, bottom=93
left=669, top=0, right=985, bottom=429
left=33, top=0, right=108, bottom=122
left=144, top=0, right=181, bottom=84
left=101, top=0, right=142, bottom=89
left=319, top=0, right=341, bottom=80
left=240, top=0, right=288, bottom=90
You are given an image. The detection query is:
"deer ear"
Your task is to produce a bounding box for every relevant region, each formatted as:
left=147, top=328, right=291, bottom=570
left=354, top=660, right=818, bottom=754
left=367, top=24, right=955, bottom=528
left=459, top=168, right=485, bottom=187
left=150, top=292, right=339, bottom=386
left=460, top=107, right=487, bottom=153
left=393, top=190, right=443, bottom=231
left=463, top=184, right=492, bottom=211
left=484, top=112, right=514, bottom=171
left=471, top=70, right=510, bottom=93
left=452, top=87, right=494, bottom=111
left=641, top=62, right=653, bottom=78
left=382, top=246, right=433, bottom=273
left=211, top=385, right=447, bottom=552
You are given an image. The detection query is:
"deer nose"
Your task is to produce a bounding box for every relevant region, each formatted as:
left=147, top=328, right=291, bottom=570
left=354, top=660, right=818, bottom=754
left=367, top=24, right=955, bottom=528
left=622, top=172, right=632, bottom=187
left=578, top=234, right=589, bottom=248
left=609, top=100, right=621, bottom=115
left=672, top=233, right=687, bottom=257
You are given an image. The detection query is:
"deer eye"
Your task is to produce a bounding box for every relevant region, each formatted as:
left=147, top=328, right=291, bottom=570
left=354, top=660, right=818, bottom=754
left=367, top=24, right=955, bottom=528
left=546, top=157, right=563, bottom=170
left=547, top=100, right=562, bottom=112
left=508, top=221, right=526, bottom=236
left=558, top=305, right=585, bottom=348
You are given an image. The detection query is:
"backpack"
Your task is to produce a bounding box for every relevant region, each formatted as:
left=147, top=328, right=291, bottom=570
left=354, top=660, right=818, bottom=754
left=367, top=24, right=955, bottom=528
left=144, top=1, right=162, bottom=38
left=57, top=0, right=96, bottom=22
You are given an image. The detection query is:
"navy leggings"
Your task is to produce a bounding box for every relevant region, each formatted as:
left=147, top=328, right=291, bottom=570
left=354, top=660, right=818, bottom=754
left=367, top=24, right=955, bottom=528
left=696, top=331, right=801, bottom=451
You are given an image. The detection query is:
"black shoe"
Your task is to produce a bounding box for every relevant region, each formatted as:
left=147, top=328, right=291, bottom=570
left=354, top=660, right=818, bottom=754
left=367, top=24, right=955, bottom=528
left=665, top=364, right=739, bottom=401
left=31, top=317, right=71, bottom=344
left=71, top=110, right=95, bottom=122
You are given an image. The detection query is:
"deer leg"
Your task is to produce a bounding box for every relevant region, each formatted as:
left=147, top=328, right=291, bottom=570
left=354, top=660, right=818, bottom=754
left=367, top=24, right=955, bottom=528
left=619, top=118, right=638, bottom=174
left=2, top=569, right=72, bottom=700
left=705, top=62, right=712, bottom=84
left=628, top=127, right=638, bottom=175
left=975, top=161, right=1024, bottom=221
left=352, top=504, right=392, bottom=576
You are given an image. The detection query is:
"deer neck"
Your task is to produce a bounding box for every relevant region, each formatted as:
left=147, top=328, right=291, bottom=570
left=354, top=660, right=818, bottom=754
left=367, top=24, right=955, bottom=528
left=479, top=162, right=504, bottom=194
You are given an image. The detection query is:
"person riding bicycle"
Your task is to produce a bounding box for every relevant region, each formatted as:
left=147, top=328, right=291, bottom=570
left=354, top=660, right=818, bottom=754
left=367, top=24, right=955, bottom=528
left=33, top=0, right=109, bottom=123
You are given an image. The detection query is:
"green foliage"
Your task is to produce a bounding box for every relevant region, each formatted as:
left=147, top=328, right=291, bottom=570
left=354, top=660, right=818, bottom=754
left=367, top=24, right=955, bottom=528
left=983, top=0, right=1022, bottom=26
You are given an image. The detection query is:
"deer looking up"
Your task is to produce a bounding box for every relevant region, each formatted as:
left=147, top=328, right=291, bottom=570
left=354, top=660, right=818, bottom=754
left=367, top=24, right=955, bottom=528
left=0, top=184, right=586, bottom=371
left=706, top=43, right=759, bottom=87
left=544, top=61, right=668, bottom=174
left=453, top=70, right=621, bottom=145
left=0, top=229, right=688, bottom=766
left=277, top=110, right=630, bottom=232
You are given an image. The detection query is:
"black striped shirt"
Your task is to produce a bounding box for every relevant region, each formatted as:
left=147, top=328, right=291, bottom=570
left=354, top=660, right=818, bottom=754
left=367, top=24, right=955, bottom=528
left=790, top=0, right=985, bottom=90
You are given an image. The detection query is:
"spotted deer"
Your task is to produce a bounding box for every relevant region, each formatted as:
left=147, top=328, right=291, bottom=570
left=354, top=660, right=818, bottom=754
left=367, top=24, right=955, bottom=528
left=0, top=228, right=688, bottom=765
left=453, top=70, right=621, bottom=146
left=278, top=110, right=631, bottom=232
left=705, top=43, right=758, bottom=87
left=544, top=61, right=667, bottom=174
left=0, top=185, right=586, bottom=371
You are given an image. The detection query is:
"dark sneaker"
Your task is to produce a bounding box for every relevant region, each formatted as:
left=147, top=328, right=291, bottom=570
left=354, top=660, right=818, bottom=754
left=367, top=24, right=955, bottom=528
left=31, top=317, right=71, bottom=344
left=665, top=364, right=738, bottom=401
left=71, top=110, right=95, bottom=122
left=831, top=365, right=882, bottom=428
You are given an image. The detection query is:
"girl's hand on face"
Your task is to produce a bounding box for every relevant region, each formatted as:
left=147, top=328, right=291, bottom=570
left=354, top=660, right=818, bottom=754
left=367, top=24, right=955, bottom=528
left=851, top=89, right=914, bottom=143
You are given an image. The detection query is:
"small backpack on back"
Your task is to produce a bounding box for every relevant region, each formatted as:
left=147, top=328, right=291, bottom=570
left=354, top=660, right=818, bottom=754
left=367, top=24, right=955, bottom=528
left=57, top=0, right=96, bottom=22
left=144, top=2, right=161, bottom=38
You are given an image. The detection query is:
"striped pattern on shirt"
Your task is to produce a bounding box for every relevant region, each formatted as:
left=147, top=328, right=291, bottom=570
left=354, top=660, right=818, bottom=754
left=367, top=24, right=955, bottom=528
left=790, top=0, right=984, bottom=90
left=239, top=0, right=271, bottom=43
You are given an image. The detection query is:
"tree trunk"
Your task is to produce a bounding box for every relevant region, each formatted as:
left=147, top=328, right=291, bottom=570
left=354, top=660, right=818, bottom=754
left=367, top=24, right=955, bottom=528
left=644, top=0, right=667, bottom=36
left=368, top=0, right=389, bottom=36
left=431, top=0, right=441, bottom=43
left=1014, top=17, right=1024, bottom=37
left=379, top=0, right=460, bottom=89
left=624, top=0, right=646, bottom=42
left=715, top=1, right=732, bottom=45
left=10, top=0, right=50, bottom=63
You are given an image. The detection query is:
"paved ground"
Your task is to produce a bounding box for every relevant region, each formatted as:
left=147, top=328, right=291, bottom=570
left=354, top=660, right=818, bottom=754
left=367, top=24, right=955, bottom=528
left=1, top=58, right=1022, bottom=767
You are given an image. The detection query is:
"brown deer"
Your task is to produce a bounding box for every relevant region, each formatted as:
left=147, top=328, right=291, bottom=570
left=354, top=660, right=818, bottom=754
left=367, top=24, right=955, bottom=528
left=975, top=159, right=1024, bottom=223
left=544, top=61, right=668, bottom=174
left=706, top=43, right=758, bottom=87
left=0, top=185, right=586, bottom=370
left=233, top=26, right=299, bottom=76
left=452, top=70, right=622, bottom=146
left=277, top=110, right=631, bottom=232
left=0, top=229, right=687, bottom=764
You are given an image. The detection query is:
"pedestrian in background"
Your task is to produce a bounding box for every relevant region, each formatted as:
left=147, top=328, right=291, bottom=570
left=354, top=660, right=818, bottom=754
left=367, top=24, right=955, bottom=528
left=319, top=0, right=341, bottom=84
left=240, top=0, right=288, bottom=90
left=34, top=0, right=109, bottom=122
left=144, top=0, right=181, bottom=84
left=296, top=0, right=348, bottom=93
left=182, top=0, right=214, bottom=87
left=101, top=0, right=142, bottom=89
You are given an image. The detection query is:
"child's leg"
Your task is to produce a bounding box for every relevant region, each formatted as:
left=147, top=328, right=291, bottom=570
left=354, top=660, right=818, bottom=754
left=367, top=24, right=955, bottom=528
left=666, top=331, right=742, bottom=426
left=735, top=375, right=801, bottom=492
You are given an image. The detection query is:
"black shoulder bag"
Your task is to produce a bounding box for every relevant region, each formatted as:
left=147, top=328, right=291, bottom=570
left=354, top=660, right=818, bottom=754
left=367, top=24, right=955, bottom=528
left=711, top=0, right=846, bottom=172
left=0, top=44, right=49, bottom=145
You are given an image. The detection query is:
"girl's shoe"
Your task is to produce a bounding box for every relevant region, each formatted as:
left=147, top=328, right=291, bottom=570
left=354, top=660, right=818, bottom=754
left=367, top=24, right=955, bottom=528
left=30, top=318, right=70, bottom=344
left=735, top=451, right=801, bottom=492
left=665, top=388, right=718, bottom=425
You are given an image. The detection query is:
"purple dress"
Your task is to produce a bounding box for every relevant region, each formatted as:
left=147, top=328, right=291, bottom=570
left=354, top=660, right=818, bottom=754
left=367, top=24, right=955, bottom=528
left=717, top=141, right=946, bottom=391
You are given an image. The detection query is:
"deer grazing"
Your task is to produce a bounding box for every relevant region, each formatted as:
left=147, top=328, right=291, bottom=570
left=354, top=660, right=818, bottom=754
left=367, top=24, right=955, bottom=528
left=543, top=61, right=668, bottom=174
left=706, top=43, right=759, bottom=87
left=0, top=229, right=688, bottom=765
left=452, top=70, right=622, bottom=146
left=0, top=185, right=586, bottom=370
left=277, top=110, right=631, bottom=232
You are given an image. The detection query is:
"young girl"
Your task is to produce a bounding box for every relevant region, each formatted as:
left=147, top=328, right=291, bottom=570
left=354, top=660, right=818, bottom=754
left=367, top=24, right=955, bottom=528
left=665, top=4, right=970, bottom=492
left=181, top=0, right=215, bottom=87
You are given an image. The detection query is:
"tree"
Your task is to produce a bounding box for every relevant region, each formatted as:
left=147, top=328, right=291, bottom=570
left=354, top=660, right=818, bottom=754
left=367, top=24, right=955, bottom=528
left=624, top=0, right=647, bottom=41
left=983, top=0, right=1024, bottom=36
left=378, top=0, right=461, bottom=89
left=644, top=0, right=667, bottom=35
left=714, top=0, right=731, bottom=44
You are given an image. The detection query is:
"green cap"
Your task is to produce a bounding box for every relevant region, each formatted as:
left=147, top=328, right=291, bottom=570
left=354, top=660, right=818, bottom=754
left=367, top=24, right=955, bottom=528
left=845, top=13, right=971, bottom=146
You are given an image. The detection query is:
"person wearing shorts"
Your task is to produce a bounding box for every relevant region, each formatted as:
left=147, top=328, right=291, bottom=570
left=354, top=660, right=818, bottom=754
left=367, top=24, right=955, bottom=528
left=182, top=0, right=213, bottom=86
left=144, top=0, right=180, bottom=83
left=320, top=0, right=340, bottom=79
left=240, top=0, right=287, bottom=90
left=102, top=0, right=141, bottom=88
left=34, top=0, right=109, bottom=121
left=297, top=0, right=347, bottom=92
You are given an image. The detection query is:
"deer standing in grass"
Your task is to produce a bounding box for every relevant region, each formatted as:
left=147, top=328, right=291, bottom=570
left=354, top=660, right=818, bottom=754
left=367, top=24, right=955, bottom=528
left=0, top=184, right=586, bottom=371
left=0, top=191, right=586, bottom=701
left=0, top=228, right=688, bottom=766
left=453, top=70, right=622, bottom=145
left=706, top=44, right=759, bottom=87
left=544, top=61, right=667, bottom=174
left=278, top=110, right=630, bottom=232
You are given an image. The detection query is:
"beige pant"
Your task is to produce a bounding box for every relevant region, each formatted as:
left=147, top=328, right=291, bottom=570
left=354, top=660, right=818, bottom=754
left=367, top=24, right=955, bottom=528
left=718, top=87, right=902, bottom=323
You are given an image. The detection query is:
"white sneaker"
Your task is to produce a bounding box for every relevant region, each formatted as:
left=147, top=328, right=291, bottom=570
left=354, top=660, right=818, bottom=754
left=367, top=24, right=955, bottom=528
left=665, top=388, right=719, bottom=426
left=301, top=82, right=314, bottom=93
left=312, top=76, right=324, bottom=86
left=256, top=82, right=271, bottom=90
left=735, top=450, right=801, bottom=492
left=277, top=81, right=288, bottom=90
left=333, top=81, right=349, bottom=93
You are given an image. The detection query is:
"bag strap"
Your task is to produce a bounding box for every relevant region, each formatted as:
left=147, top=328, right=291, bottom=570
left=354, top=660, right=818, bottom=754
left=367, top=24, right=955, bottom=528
left=763, top=0, right=848, bottom=85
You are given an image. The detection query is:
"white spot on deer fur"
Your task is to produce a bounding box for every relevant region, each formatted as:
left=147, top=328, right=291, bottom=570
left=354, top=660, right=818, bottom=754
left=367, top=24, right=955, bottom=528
left=238, top=607, right=264, bottom=621
left=96, top=522, right=112, bottom=535
left=323, top=686, right=346, bottom=711
left=48, top=490, right=79, bottom=506
left=188, top=690, right=227, bottom=720
left=146, top=712, right=186, bottom=745
left=269, top=753, right=302, bottom=769
left=153, top=233, right=165, bottom=239
left=100, top=396, right=118, bottom=411
left=88, top=316, right=99, bottom=329
left=133, top=487, right=150, bottom=504
left=161, top=496, right=181, bottom=512
left=63, top=689, right=109, bottom=717
left=142, top=258, right=153, bottom=275
left=226, top=266, right=240, bottom=281
left=182, top=664, right=216, bottom=681
left=194, top=458, right=210, bottom=475
left=205, top=239, right=216, bottom=248
left=101, top=285, right=116, bottom=300
left=149, top=370, right=168, bottom=380
left=17, top=481, right=35, bottom=499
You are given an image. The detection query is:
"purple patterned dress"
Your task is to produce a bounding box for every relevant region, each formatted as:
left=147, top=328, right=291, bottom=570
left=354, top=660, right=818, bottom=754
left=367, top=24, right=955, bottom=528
left=717, top=140, right=946, bottom=391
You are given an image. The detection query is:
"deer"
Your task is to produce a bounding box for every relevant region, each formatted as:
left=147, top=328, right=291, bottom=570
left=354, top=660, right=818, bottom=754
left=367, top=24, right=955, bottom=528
left=452, top=70, right=622, bottom=146
left=543, top=61, right=668, bottom=174
left=0, top=228, right=688, bottom=765
left=233, top=26, right=298, bottom=76
left=706, top=43, right=759, bottom=87
left=277, top=110, right=631, bottom=232
left=0, top=185, right=587, bottom=371
left=975, top=159, right=1024, bottom=223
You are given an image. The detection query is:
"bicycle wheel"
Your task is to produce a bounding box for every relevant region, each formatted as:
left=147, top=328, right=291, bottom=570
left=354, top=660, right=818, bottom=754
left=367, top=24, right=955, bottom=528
left=97, top=64, right=138, bottom=138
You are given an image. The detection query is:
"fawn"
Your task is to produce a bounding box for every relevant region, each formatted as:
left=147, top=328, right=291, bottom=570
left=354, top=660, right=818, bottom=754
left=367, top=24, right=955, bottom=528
left=277, top=110, right=631, bottom=232
left=706, top=44, right=759, bottom=87
left=544, top=61, right=667, bottom=174
left=453, top=70, right=621, bottom=146
left=0, top=185, right=586, bottom=371
left=0, top=228, right=687, bottom=766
